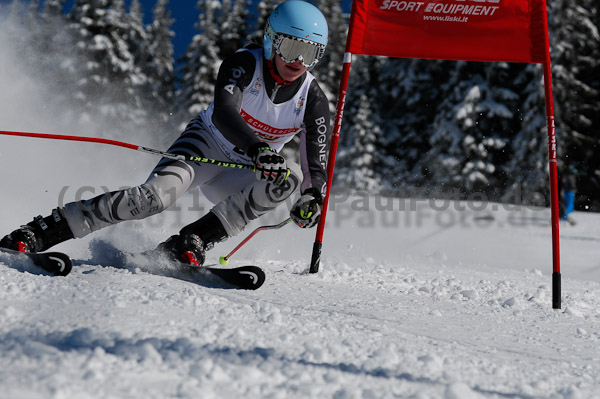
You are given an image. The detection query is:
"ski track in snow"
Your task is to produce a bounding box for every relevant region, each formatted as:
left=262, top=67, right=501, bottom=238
left=1, top=203, right=600, bottom=399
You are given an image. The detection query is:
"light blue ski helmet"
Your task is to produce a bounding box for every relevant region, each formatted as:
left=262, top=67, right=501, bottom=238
left=264, top=0, right=328, bottom=69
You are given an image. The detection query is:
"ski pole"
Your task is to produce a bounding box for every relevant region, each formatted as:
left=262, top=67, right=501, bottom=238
left=0, top=130, right=255, bottom=170
left=219, top=218, right=293, bottom=265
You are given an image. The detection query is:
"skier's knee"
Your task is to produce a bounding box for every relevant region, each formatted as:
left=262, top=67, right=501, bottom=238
left=122, top=184, right=166, bottom=219
left=266, top=162, right=301, bottom=201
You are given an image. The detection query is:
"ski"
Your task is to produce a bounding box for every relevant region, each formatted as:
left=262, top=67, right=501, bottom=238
left=174, top=262, right=266, bottom=290
left=126, top=248, right=266, bottom=290
left=0, top=244, right=263, bottom=288
left=84, top=244, right=266, bottom=290
left=0, top=247, right=72, bottom=276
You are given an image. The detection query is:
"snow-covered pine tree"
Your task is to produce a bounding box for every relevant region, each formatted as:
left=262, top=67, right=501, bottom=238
left=69, top=0, right=144, bottom=125
left=127, top=0, right=152, bottom=92
left=175, top=0, right=222, bottom=121
left=336, top=94, right=384, bottom=191
left=374, top=57, right=450, bottom=193
left=548, top=0, right=600, bottom=210
left=146, top=0, right=175, bottom=113
left=312, top=0, right=346, bottom=102
left=502, top=63, right=548, bottom=206
left=217, top=0, right=250, bottom=58
left=128, top=0, right=148, bottom=65
left=246, top=0, right=278, bottom=44
left=126, top=0, right=176, bottom=132
left=422, top=61, right=522, bottom=199
left=335, top=56, right=390, bottom=192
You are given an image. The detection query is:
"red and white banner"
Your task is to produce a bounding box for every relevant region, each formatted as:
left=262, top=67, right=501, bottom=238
left=346, top=0, right=549, bottom=63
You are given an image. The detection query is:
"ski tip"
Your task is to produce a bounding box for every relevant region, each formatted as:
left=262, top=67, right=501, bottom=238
left=0, top=248, right=72, bottom=276
left=47, top=252, right=73, bottom=276
left=236, top=265, right=265, bottom=289
left=208, top=265, right=265, bottom=290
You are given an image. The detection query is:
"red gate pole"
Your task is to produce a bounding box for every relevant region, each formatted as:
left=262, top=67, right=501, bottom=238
left=309, top=54, right=353, bottom=273
left=540, top=3, right=561, bottom=309
left=309, top=0, right=364, bottom=274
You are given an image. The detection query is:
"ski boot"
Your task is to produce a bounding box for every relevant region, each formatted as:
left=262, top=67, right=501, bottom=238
left=158, top=212, right=228, bottom=266
left=0, top=208, right=74, bottom=253
left=158, top=233, right=206, bottom=266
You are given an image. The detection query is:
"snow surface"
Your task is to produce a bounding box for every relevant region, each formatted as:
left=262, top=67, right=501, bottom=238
left=2, top=187, right=600, bottom=399
left=2, top=12, right=600, bottom=399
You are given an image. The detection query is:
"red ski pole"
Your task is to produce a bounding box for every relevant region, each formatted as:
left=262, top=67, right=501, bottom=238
left=0, top=130, right=254, bottom=170
left=219, top=218, right=293, bottom=265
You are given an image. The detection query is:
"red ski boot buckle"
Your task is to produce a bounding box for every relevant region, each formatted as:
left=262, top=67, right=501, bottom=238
left=181, top=251, right=199, bottom=266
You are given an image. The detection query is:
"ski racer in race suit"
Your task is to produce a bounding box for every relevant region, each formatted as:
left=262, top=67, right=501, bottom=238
left=0, top=0, right=331, bottom=266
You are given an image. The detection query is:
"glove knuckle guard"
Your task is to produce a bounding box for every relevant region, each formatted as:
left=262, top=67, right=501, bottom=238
left=253, top=146, right=287, bottom=185
left=291, top=193, right=321, bottom=228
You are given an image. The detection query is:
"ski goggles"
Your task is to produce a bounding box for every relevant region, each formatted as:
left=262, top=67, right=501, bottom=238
left=269, top=27, right=326, bottom=68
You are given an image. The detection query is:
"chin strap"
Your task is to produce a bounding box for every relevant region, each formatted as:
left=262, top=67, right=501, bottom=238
left=265, top=59, right=292, bottom=87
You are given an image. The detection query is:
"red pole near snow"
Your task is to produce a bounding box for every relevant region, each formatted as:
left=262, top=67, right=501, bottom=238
left=309, top=55, right=352, bottom=273
left=540, top=4, right=561, bottom=309
left=545, top=69, right=561, bottom=310
left=309, top=0, right=368, bottom=274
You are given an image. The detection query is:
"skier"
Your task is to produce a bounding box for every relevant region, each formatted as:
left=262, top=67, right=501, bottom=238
left=560, top=166, right=578, bottom=225
left=0, top=0, right=330, bottom=266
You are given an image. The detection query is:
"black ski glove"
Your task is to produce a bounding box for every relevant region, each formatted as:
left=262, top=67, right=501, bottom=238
left=249, top=143, right=288, bottom=185
left=291, top=188, right=322, bottom=228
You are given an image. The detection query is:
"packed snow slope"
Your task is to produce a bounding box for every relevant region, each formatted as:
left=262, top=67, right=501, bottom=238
left=2, top=13, right=600, bottom=399
left=2, top=180, right=600, bottom=399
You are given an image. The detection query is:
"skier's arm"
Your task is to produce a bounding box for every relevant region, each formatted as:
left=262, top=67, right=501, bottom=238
left=300, top=80, right=331, bottom=201
left=212, top=51, right=262, bottom=152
